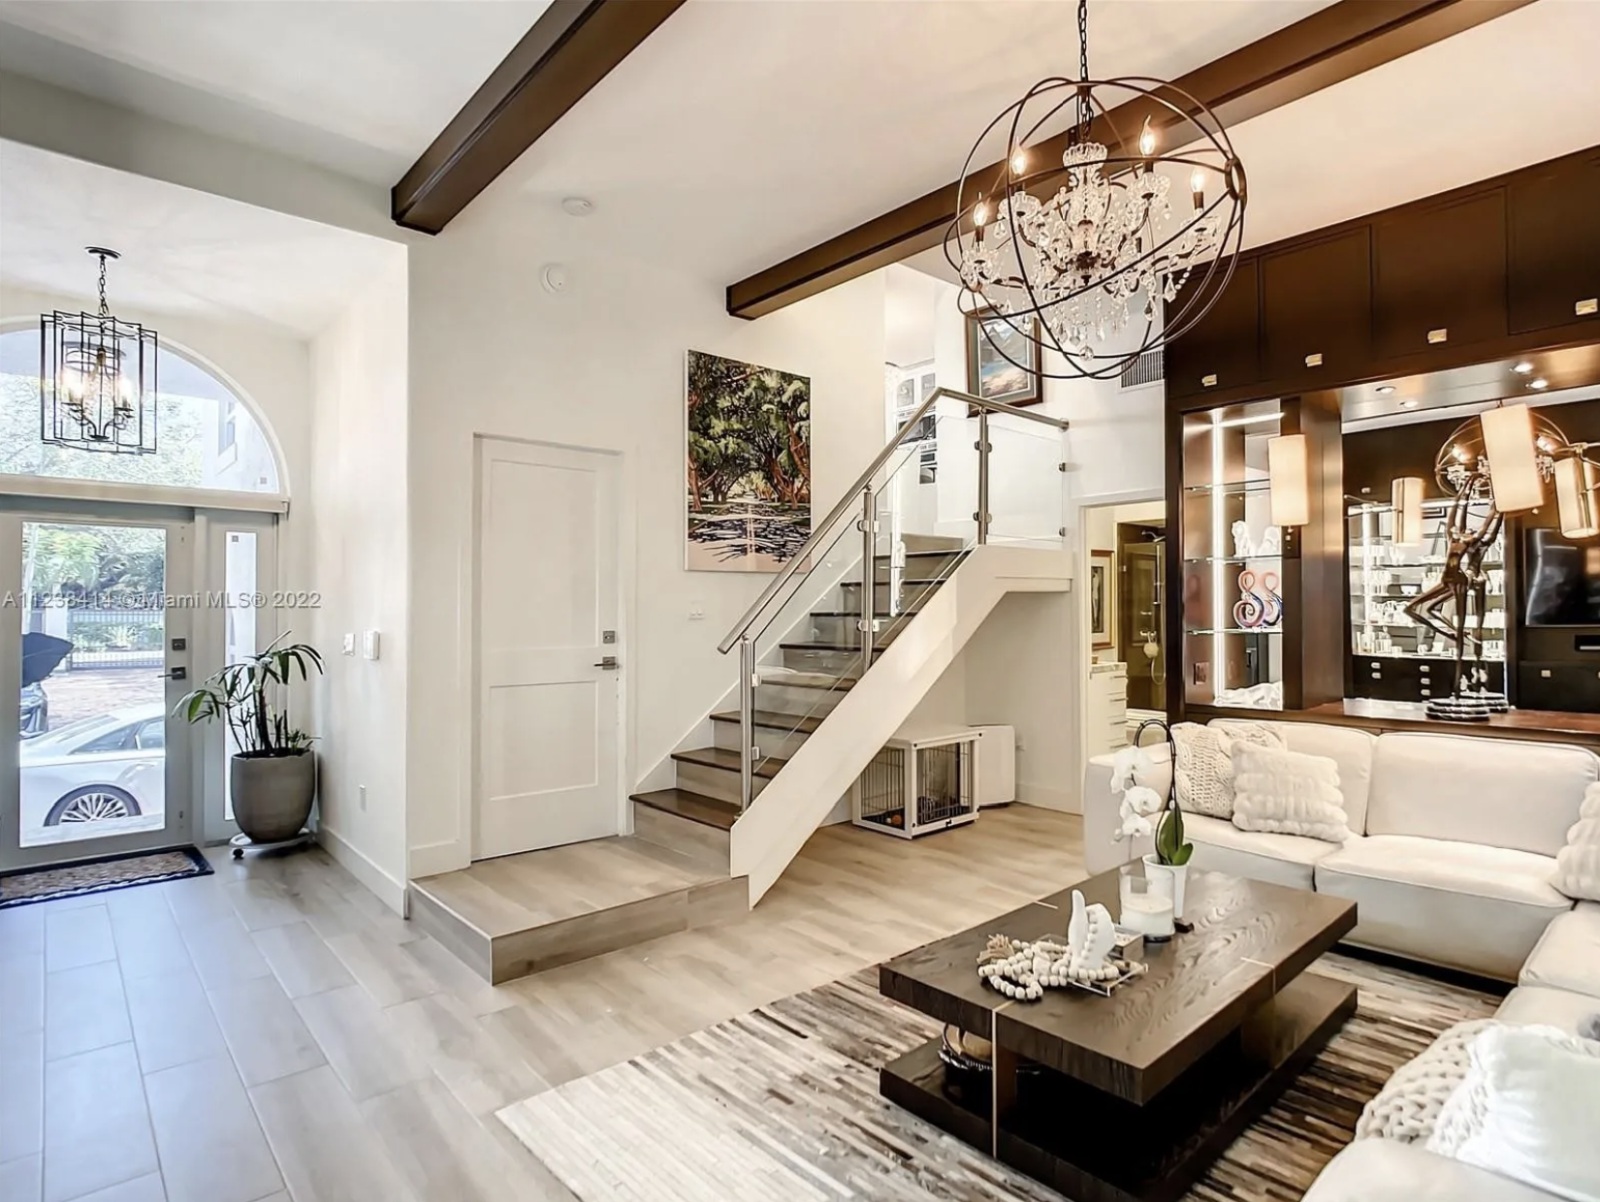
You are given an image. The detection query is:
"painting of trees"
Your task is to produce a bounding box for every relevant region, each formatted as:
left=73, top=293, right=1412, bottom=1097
left=685, top=350, right=811, bottom=571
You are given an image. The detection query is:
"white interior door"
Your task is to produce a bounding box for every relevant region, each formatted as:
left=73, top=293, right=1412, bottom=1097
left=475, top=438, right=621, bottom=859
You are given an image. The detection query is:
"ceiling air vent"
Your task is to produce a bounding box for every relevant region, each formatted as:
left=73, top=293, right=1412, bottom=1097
left=1119, top=348, right=1164, bottom=389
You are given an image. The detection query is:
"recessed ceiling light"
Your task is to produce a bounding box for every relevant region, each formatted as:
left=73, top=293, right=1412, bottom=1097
left=1530, top=377, right=1549, bottom=390
left=1513, top=361, right=1535, bottom=374
left=561, top=196, right=596, bottom=217
left=1376, top=385, right=1396, bottom=395
left=1400, top=399, right=1419, bottom=409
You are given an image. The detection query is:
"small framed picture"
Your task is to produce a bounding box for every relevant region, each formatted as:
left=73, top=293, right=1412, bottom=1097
left=1089, top=549, right=1116, bottom=649
left=966, top=309, right=1042, bottom=409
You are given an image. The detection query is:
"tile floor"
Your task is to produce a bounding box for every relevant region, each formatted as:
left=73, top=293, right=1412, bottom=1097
left=0, top=805, right=1085, bottom=1202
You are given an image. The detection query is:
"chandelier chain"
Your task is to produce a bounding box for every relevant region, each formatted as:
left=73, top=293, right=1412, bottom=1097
left=1075, top=0, right=1091, bottom=141
left=96, top=251, right=109, bottom=318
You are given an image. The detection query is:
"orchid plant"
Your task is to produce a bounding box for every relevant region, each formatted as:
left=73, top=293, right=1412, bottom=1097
left=1108, top=718, right=1193, bottom=867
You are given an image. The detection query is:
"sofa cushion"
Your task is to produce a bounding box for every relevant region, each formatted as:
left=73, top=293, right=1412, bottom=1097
left=1520, top=902, right=1600, bottom=997
left=1315, top=836, right=1573, bottom=981
left=1497, top=985, right=1600, bottom=1034
left=1281, top=723, right=1376, bottom=834
left=1365, top=733, right=1597, bottom=857
left=1303, top=1138, right=1553, bottom=1202
left=1186, top=813, right=1346, bottom=891
left=1232, top=743, right=1351, bottom=843
left=1554, top=783, right=1600, bottom=902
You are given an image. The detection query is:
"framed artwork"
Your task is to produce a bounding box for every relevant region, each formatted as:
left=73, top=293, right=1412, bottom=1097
left=1089, top=549, right=1116, bottom=649
left=685, top=350, right=811, bottom=572
left=966, top=309, right=1042, bottom=408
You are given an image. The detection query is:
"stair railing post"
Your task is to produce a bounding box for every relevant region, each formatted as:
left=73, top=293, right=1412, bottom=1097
left=738, top=634, right=756, bottom=812
left=976, top=409, right=991, bottom=545
left=860, top=486, right=876, bottom=673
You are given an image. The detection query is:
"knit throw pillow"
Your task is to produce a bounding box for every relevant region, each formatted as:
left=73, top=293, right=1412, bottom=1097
left=1553, top=783, right=1600, bottom=903
left=1170, top=721, right=1286, bottom=821
left=1231, top=742, right=1350, bottom=843
left=1357, top=1019, right=1498, bottom=1144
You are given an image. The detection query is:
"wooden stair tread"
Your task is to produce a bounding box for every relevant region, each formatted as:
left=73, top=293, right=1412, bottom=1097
left=631, top=787, right=740, bottom=831
left=671, top=746, right=786, bottom=778
left=759, top=671, right=858, bottom=690
left=709, top=708, right=825, bottom=734
left=781, top=641, right=886, bottom=653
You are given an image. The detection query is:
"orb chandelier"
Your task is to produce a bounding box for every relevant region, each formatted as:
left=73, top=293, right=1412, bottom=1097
left=40, top=247, right=158, bottom=454
left=945, top=0, right=1247, bottom=381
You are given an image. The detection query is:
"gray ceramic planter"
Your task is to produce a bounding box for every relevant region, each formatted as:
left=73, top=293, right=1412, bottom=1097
left=231, top=751, right=316, bottom=843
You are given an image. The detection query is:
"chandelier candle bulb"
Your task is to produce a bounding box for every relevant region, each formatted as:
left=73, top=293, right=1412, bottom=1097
left=1481, top=403, right=1545, bottom=513
left=1138, top=117, right=1156, bottom=158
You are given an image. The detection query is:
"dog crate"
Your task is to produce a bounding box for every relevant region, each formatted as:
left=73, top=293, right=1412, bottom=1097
left=852, top=730, right=979, bottom=838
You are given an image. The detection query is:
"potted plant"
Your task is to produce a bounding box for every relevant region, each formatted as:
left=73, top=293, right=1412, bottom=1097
left=1109, top=718, right=1194, bottom=922
left=177, top=635, right=324, bottom=844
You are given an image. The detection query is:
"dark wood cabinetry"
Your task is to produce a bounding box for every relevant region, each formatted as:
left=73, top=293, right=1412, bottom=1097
left=1354, top=657, right=1504, bottom=704
left=1373, top=189, right=1508, bottom=361
left=1261, top=228, right=1371, bottom=385
left=1165, top=258, right=1260, bottom=401
left=1508, top=151, right=1600, bottom=336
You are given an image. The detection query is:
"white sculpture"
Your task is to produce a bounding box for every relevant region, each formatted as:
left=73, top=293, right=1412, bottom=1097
left=1258, top=525, right=1282, bottom=555
left=1231, top=520, right=1253, bottom=558
left=976, top=890, right=1146, bottom=1000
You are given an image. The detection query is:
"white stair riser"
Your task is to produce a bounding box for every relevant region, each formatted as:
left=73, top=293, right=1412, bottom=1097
left=674, top=760, right=769, bottom=807
left=753, top=681, right=851, bottom=716
left=712, top=720, right=812, bottom=760
left=803, top=614, right=912, bottom=647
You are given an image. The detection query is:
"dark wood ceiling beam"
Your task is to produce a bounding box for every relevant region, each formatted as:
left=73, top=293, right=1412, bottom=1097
left=393, top=0, right=684, bottom=234
left=726, top=0, right=1534, bottom=320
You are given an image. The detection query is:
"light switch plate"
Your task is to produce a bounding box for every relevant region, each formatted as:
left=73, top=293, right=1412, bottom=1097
left=342, top=633, right=356, bottom=656
left=362, top=630, right=380, bottom=660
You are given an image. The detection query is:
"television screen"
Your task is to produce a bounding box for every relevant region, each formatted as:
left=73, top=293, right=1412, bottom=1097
left=1524, top=528, right=1600, bottom=627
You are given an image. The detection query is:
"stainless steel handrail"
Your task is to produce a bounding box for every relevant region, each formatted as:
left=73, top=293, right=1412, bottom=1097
left=715, top=386, right=1068, bottom=654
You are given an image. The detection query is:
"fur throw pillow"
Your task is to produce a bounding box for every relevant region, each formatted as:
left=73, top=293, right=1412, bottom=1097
left=1170, top=721, right=1285, bottom=820
left=1357, top=1019, right=1498, bottom=1144
left=1553, top=782, right=1600, bottom=903
left=1231, top=743, right=1350, bottom=843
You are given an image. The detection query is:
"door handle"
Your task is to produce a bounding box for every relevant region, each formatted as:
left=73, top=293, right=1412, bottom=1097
left=593, top=656, right=619, bottom=671
left=157, top=667, right=187, bottom=680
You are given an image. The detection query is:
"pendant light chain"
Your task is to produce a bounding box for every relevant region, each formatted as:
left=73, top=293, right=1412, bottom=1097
left=96, top=251, right=110, bottom=318
left=1075, top=0, right=1091, bottom=141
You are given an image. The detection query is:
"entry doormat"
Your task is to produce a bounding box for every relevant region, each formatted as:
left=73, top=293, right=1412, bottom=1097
left=0, top=846, right=212, bottom=909
left=498, top=954, right=1499, bottom=1202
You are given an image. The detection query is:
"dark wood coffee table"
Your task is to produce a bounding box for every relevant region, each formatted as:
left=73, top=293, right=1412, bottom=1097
left=879, top=868, right=1357, bottom=1202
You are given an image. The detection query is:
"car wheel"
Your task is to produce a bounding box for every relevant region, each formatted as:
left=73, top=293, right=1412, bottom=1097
left=46, top=786, right=142, bottom=826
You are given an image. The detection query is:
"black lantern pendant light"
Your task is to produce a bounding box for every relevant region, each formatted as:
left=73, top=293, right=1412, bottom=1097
left=40, top=247, right=158, bottom=454
left=946, top=0, right=1247, bottom=381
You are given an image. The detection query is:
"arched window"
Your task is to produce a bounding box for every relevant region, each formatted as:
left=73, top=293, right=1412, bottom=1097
left=0, top=326, right=281, bottom=494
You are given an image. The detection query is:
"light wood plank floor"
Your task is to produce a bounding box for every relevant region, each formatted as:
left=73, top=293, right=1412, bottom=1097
left=0, top=805, right=1084, bottom=1202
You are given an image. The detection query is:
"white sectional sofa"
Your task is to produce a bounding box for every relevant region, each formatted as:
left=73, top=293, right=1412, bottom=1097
left=1085, top=722, right=1600, bottom=1202
left=1085, top=722, right=1595, bottom=980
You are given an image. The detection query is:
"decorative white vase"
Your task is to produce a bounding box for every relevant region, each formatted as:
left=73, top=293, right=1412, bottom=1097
left=1142, top=854, right=1189, bottom=922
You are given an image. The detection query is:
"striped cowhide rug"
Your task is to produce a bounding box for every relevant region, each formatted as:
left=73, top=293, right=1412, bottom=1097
left=498, top=954, right=1499, bottom=1202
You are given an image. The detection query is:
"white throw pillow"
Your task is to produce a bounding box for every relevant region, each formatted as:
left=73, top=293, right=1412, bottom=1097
left=1553, top=783, right=1600, bottom=902
left=1356, top=1019, right=1497, bottom=1144
left=1230, top=743, right=1350, bottom=843
left=1427, top=1023, right=1600, bottom=1202
left=1168, top=721, right=1284, bottom=820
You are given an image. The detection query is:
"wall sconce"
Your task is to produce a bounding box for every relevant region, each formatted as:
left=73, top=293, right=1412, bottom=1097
left=1392, top=476, right=1425, bottom=546
left=1480, top=403, right=1544, bottom=513
left=1554, top=453, right=1600, bottom=539
left=1267, top=434, right=1309, bottom=527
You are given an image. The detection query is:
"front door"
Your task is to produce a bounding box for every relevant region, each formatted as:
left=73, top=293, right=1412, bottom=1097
left=475, top=438, right=621, bottom=859
left=0, top=509, right=193, bottom=872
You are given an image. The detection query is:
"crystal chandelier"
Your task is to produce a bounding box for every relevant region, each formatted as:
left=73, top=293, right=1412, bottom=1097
left=946, top=0, right=1247, bottom=381
left=40, top=247, right=158, bottom=454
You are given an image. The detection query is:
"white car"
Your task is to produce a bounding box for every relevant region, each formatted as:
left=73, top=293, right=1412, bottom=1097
left=20, top=704, right=167, bottom=846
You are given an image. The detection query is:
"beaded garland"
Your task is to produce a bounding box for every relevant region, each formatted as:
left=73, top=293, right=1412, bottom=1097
left=975, top=933, right=1148, bottom=1001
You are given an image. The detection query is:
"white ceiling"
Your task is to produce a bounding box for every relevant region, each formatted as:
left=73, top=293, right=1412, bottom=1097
left=0, top=0, right=550, bottom=184
left=0, top=139, right=401, bottom=337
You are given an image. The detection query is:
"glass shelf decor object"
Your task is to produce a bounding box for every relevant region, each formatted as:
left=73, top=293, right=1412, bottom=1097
left=1347, top=496, right=1506, bottom=702
left=1180, top=400, right=1286, bottom=711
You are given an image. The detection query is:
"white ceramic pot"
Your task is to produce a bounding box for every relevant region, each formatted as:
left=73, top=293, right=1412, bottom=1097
left=1142, top=854, right=1189, bottom=922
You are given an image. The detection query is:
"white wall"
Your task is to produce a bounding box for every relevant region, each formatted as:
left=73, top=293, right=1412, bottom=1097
left=404, top=203, right=888, bottom=878
left=307, top=251, right=410, bottom=906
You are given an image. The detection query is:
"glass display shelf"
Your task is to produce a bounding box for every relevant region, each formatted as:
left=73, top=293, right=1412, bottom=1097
left=1185, top=627, right=1285, bottom=636
left=1184, top=555, right=1283, bottom=565
left=1182, top=479, right=1272, bottom=495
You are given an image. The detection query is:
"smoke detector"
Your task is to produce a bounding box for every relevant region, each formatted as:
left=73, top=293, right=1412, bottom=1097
left=560, top=196, right=596, bottom=217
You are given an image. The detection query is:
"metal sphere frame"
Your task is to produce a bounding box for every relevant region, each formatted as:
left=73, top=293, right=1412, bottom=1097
left=945, top=71, right=1248, bottom=383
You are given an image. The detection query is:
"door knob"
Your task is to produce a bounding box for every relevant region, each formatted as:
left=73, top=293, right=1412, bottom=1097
left=593, top=656, right=619, bottom=671
left=157, top=667, right=187, bottom=680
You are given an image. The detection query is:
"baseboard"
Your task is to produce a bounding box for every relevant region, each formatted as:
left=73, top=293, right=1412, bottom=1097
left=1017, top=780, right=1080, bottom=813
left=316, top=825, right=407, bottom=915
left=407, top=839, right=469, bottom=880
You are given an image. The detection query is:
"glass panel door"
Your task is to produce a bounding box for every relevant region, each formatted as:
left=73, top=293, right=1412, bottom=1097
left=0, top=510, right=193, bottom=871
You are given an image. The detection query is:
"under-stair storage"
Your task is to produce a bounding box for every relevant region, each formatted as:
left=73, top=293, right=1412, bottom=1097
left=853, top=728, right=980, bottom=838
